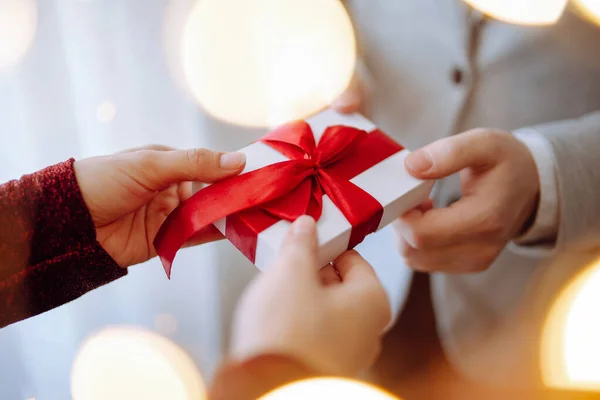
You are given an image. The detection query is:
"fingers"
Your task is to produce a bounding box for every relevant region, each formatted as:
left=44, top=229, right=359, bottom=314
left=398, top=236, right=502, bottom=273
left=330, top=74, right=363, bottom=114
left=415, top=199, right=434, bottom=213
left=333, top=250, right=391, bottom=328
left=333, top=251, right=384, bottom=302
left=270, top=216, right=319, bottom=279
left=404, top=129, right=509, bottom=180
left=334, top=250, right=377, bottom=283
left=396, top=193, right=506, bottom=250
left=121, top=148, right=246, bottom=191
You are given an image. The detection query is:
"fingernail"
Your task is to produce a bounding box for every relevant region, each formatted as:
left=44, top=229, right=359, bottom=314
left=406, top=149, right=433, bottom=173
left=219, top=152, right=246, bottom=169
left=293, top=215, right=316, bottom=236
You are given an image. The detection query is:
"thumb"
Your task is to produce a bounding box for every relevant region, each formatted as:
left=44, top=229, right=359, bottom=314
left=121, top=148, right=246, bottom=191
left=404, top=129, right=504, bottom=180
left=269, top=216, right=319, bottom=280
left=333, top=250, right=390, bottom=328
left=334, top=250, right=379, bottom=290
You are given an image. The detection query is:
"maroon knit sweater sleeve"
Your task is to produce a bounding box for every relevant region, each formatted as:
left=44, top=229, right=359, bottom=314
left=0, top=159, right=127, bottom=328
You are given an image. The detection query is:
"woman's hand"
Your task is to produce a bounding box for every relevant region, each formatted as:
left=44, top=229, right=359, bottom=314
left=231, top=216, right=391, bottom=376
left=74, top=145, right=246, bottom=267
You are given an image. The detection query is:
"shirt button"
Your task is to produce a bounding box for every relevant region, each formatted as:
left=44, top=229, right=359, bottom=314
left=451, top=67, right=464, bottom=85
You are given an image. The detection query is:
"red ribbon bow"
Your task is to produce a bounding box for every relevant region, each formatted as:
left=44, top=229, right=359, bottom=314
left=154, top=120, right=403, bottom=278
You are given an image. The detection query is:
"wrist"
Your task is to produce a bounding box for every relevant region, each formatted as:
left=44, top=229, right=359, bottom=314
left=231, top=332, right=346, bottom=377
left=512, top=129, right=559, bottom=244
left=210, top=354, right=319, bottom=400
left=518, top=191, right=541, bottom=237
left=230, top=339, right=320, bottom=375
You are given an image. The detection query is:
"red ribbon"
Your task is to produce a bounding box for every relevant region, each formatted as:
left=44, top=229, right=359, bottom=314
left=154, top=120, right=403, bottom=278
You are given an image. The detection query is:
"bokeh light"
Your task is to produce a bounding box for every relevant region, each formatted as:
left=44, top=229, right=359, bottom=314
left=71, top=327, right=205, bottom=400
left=259, top=377, right=401, bottom=400
left=163, top=0, right=194, bottom=95
left=180, top=0, right=356, bottom=128
left=463, top=0, right=568, bottom=25
left=96, top=101, right=117, bottom=123
left=542, top=258, right=600, bottom=392
left=0, top=0, right=37, bottom=69
left=572, top=0, right=600, bottom=25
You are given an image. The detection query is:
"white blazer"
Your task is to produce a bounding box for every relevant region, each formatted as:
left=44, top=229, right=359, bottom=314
left=345, top=0, right=600, bottom=387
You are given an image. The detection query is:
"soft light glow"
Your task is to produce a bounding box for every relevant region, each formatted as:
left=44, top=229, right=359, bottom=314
left=259, top=377, right=400, bottom=400
left=572, top=0, right=600, bottom=25
left=542, top=259, right=600, bottom=391
left=0, top=0, right=37, bottom=69
left=181, top=0, right=356, bottom=128
left=463, top=0, right=568, bottom=25
left=163, top=0, right=193, bottom=94
left=96, top=101, right=117, bottom=122
left=71, top=327, right=205, bottom=400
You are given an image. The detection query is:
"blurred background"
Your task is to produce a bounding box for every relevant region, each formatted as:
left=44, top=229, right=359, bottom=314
left=0, top=0, right=254, bottom=398
left=2, top=0, right=600, bottom=399
left=0, top=1, right=410, bottom=398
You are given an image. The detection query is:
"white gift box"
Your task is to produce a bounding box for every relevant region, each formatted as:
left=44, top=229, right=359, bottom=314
left=213, top=109, right=434, bottom=271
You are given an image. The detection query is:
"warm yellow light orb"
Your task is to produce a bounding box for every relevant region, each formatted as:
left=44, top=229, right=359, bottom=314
left=181, top=0, right=356, bottom=128
left=463, top=0, right=568, bottom=25
left=0, top=0, right=37, bottom=69
left=71, top=327, right=205, bottom=400
left=259, top=377, right=401, bottom=400
left=572, top=0, right=600, bottom=25
left=542, top=258, right=600, bottom=392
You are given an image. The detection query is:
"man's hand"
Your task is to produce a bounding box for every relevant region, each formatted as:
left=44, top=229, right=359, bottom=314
left=331, top=69, right=366, bottom=114
left=74, top=145, right=246, bottom=267
left=231, top=216, right=390, bottom=376
left=396, top=129, right=540, bottom=273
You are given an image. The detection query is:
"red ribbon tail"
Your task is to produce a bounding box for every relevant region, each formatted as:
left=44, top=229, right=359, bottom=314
left=153, top=160, right=311, bottom=278
left=160, top=257, right=173, bottom=280
left=153, top=205, right=198, bottom=279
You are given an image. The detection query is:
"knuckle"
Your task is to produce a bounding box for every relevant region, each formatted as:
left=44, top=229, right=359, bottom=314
left=480, top=214, right=505, bottom=237
left=488, top=136, right=505, bottom=155
left=466, top=128, right=508, bottom=154
left=186, top=148, right=214, bottom=167
left=132, top=150, right=156, bottom=169
left=486, top=129, right=512, bottom=152
left=411, top=231, right=433, bottom=250
left=468, top=127, right=497, bottom=140
left=479, top=247, right=500, bottom=267
left=467, top=248, right=499, bottom=272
